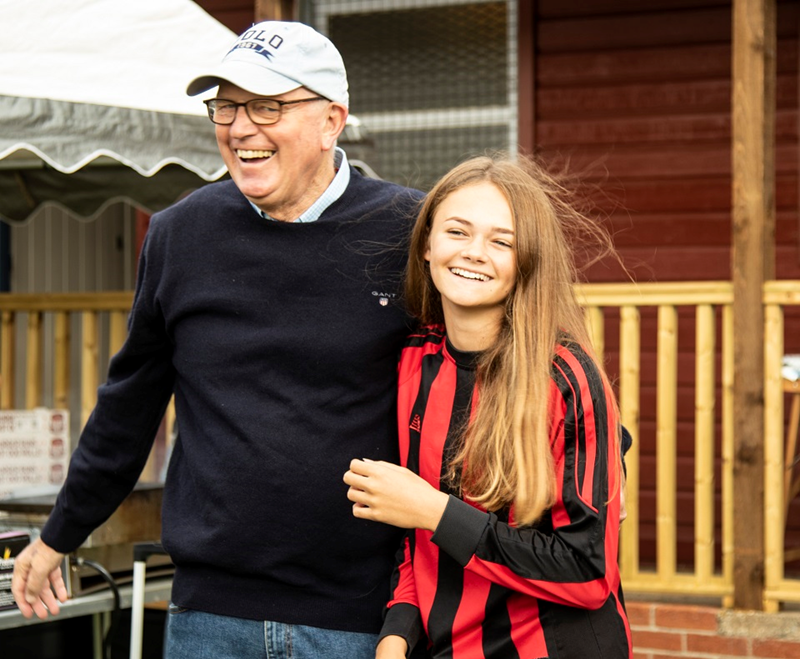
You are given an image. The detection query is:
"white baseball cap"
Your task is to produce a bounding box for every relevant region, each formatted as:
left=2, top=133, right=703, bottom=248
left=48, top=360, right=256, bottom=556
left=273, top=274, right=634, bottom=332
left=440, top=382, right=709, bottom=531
left=187, top=21, right=349, bottom=107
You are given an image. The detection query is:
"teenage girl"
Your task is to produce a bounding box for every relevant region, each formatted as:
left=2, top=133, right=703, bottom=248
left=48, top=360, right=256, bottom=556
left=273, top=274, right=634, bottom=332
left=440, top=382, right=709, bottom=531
left=344, top=155, right=632, bottom=659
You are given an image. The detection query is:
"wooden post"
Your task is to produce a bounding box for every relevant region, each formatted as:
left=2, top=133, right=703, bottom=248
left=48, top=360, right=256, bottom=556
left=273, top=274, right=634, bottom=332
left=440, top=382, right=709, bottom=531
left=619, top=306, right=641, bottom=578
left=1, top=311, right=14, bottom=409
left=656, top=305, right=678, bottom=584
left=81, top=312, right=99, bottom=429
left=25, top=312, right=42, bottom=409
left=108, top=310, right=127, bottom=357
left=695, top=305, right=716, bottom=583
left=731, top=0, right=776, bottom=610
left=763, top=300, right=785, bottom=610
left=584, top=306, right=604, bottom=365
left=255, top=0, right=295, bottom=22
left=722, top=305, right=736, bottom=608
left=53, top=312, right=70, bottom=411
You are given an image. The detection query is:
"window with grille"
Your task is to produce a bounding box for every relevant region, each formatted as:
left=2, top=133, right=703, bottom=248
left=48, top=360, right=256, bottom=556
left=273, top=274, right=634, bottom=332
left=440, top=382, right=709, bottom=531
left=310, top=0, right=517, bottom=191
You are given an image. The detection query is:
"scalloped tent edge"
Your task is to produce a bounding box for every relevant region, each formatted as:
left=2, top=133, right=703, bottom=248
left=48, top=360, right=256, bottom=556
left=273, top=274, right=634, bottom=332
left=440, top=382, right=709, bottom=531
left=0, top=0, right=238, bottom=223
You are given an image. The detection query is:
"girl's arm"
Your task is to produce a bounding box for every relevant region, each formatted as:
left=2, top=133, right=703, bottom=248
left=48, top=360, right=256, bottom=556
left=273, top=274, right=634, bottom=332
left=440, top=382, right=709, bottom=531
left=376, top=635, right=409, bottom=659
left=377, top=535, right=424, bottom=658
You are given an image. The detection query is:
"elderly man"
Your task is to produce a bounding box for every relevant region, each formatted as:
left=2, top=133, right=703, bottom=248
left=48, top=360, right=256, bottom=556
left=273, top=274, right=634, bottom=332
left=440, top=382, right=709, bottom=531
left=12, top=21, right=423, bottom=658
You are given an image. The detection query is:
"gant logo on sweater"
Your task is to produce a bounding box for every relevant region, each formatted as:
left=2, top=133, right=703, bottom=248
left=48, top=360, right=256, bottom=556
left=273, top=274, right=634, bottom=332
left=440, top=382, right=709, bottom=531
left=372, top=291, right=396, bottom=307
left=410, top=414, right=422, bottom=432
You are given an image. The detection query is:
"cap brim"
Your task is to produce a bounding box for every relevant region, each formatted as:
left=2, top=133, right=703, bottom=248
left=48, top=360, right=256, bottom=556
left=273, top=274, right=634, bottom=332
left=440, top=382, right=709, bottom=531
left=186, top=61, right=302, bottom=97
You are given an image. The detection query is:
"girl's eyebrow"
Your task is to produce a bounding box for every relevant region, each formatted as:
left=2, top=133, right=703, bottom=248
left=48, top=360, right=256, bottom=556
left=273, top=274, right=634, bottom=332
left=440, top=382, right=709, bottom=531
left=443, top=216, right=515, bottom=235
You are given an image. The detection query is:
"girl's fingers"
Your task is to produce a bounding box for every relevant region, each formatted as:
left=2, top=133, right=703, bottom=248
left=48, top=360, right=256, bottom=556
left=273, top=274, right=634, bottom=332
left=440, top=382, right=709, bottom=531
left=348, top=458, right=374, bottom=475
left=347, top=485, right=378, bottom=512
left=343, top=466, right=365, bottom=483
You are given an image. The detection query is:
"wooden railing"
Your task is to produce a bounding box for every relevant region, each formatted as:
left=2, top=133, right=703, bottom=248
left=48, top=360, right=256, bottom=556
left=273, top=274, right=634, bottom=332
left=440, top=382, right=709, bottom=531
left=0, top=293, right=133, bottom=421
left=0, top=291, right=178, bottom=482
left=578, top=282, right=737, bottom=603
left=578, top=280, right=800, bottom=610
left=1, top=284, right=799, bottom=608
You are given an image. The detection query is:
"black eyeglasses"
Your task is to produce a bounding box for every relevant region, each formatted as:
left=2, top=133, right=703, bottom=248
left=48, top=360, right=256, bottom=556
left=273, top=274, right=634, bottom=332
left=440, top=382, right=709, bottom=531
left=203, top=97, right=327, bottom=126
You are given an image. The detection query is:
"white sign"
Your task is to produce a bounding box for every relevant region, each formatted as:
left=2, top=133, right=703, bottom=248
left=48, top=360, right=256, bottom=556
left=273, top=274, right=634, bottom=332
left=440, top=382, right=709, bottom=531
left=0, top=409, right=69, bottom=500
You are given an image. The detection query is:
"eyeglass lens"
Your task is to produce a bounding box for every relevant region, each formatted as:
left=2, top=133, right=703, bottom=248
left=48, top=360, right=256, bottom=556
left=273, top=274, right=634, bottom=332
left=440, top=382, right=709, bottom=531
left=207, top=99, right=282, bottom=125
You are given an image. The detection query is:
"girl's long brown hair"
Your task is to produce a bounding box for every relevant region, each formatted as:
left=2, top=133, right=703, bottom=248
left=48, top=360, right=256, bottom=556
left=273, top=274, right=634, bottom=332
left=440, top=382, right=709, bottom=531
left=405, top=153, right=620, bottom=526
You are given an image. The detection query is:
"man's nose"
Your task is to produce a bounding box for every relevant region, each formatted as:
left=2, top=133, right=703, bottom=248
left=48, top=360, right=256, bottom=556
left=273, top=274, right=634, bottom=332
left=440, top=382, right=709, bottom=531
left=228, top=106, right=259, bottom=136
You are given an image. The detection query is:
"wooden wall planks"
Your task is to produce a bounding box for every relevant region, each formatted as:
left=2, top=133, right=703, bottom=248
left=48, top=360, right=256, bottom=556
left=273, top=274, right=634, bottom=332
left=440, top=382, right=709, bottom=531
left=193, top=0, right=254, bottom=35
left=530, top=1, right=800, bottom=570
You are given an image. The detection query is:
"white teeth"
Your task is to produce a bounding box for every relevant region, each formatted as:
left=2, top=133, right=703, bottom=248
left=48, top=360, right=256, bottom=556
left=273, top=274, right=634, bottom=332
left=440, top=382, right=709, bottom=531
left=451, top=268, right=490, bottom=282
left=236, top=149, right=275, bottom=159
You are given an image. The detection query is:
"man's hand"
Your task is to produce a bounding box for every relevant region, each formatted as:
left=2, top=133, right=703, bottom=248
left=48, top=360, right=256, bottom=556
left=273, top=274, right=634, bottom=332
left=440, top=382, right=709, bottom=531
left=11, top=537, right=68, bottom=619
left=344, top=459, right=448, bottom=532
left=375, top=634, right=408, bottom=659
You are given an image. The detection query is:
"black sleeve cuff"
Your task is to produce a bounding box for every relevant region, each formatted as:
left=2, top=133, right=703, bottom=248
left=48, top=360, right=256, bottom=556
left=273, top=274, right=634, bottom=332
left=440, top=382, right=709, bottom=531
left=379, top=602, right=423, bottom=657
left=430, top=495, right=490, bottom=566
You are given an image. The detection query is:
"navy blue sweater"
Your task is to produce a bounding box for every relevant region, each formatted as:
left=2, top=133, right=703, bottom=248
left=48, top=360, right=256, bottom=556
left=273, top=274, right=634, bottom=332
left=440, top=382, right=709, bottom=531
left=42, top=169, right=424, bottom=632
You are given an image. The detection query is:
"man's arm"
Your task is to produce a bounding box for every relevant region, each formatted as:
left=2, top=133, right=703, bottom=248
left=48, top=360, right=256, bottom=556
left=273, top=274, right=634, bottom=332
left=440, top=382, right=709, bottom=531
left=12, top=222, right=174, bottom=618
left=11, top=537, right=67, bottom=619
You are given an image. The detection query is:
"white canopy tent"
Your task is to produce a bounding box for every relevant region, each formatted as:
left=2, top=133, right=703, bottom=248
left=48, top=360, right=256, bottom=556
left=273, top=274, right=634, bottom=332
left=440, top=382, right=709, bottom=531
left=0, top=0, right=237, bottom=223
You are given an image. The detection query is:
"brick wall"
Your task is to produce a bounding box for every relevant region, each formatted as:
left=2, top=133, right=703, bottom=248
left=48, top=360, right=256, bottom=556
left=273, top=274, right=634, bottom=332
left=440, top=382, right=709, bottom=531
left=629, top=602, right=800, bottom=659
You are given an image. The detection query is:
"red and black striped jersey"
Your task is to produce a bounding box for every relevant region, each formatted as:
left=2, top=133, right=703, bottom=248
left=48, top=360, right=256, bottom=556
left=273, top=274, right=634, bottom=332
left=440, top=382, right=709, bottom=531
left=380, top=325, right=633, bottom=659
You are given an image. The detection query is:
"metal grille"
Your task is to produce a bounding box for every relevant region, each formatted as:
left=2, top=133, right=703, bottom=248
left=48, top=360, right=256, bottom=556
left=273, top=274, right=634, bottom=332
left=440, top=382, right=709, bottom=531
left=368, top=125, right=509, bottom=189
left=312, top=0, right=516, bottom=190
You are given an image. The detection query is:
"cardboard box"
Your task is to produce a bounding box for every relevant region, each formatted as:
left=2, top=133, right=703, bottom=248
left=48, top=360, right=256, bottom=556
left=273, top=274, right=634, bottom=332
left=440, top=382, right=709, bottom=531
left=0, top=531, right=29, bottom=611
left=0, top=409, right=69, bottom=500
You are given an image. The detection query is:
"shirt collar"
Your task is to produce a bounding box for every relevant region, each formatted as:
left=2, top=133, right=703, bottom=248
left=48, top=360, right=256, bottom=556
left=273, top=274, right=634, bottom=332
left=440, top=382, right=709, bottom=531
left=248, top=147, right=351, bottom=223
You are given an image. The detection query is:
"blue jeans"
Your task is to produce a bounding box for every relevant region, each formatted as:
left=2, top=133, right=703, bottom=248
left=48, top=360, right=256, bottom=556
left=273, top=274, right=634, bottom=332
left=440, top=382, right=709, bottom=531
left=164, top=604, right=380, bottom=659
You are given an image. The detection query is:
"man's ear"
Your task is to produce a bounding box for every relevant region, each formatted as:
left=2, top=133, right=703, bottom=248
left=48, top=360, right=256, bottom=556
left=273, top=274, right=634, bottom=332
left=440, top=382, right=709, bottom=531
left=321, top=103, right=348, bottom=151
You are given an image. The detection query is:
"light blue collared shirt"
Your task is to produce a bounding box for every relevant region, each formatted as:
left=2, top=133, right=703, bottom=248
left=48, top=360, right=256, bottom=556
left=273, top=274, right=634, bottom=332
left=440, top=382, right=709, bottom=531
left=248, top=147, right=351, bottom=223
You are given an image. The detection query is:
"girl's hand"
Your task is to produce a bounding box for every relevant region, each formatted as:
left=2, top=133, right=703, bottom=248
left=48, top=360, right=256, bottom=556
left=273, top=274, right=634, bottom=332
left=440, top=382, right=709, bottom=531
left=344, top=459, right=449, bottom=531
left=375, top=634, right=408, bottom=659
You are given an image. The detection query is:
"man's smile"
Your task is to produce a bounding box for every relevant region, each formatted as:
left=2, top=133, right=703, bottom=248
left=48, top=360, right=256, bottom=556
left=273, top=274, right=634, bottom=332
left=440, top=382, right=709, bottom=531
left=236, top=149, right=276, bottom=161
